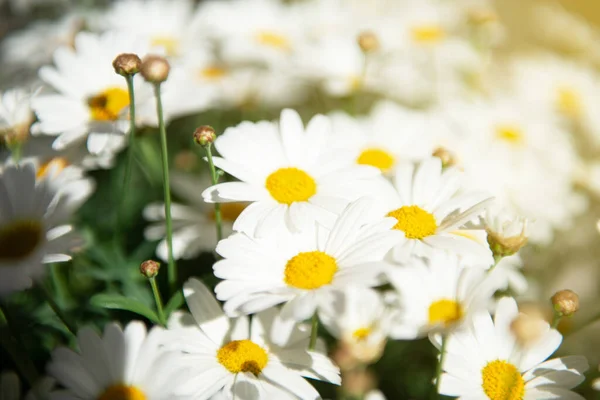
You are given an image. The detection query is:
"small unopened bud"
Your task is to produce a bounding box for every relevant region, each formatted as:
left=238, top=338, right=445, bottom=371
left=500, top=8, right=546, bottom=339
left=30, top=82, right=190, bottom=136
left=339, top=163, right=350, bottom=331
left=140, top=260, right=160, bottom=278
left=193, top=125, right=217, bottom=147
left=510, top=314, right=544, bottom=345
left=357, top=31, right=380, bottom=53
left=113, top=53, right=142, bottom=76
left=485, top=210, right=528, bottom=259
left=551, top=289, right=579, bottom=317
left=432, top=147, right=457, bottom=169
left=140, top=55, right=170, bottom=83
left=342, top=369, right=377, bottom=397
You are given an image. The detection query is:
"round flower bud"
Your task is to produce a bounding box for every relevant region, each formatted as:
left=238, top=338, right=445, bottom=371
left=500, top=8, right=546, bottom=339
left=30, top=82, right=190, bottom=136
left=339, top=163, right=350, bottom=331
left=140, top=55, right=170, bottom=83
left=432, top=147, right=457, bottom=169
left=551, top=289, right=579, bottom=317
left=140, top=260, right=160, bottom=278
left=193, top=125, right=217, bottom=147
left=112, top=53, right=142, bottom=76
left=357, top=31, right=380, bottom=53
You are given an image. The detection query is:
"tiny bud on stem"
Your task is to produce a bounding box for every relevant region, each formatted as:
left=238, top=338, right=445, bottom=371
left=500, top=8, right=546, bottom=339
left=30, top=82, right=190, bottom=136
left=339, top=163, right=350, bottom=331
left=551, top=289, right=579, bottom=317
left=113, top=53, right=142, bottom=76
left=357, top=31, right=380, bottom=53
left=193, top=125, right=217, bottom=147
left=140, top=260, right=160, bottom=278
left=140, top=55, right=170, bottom=83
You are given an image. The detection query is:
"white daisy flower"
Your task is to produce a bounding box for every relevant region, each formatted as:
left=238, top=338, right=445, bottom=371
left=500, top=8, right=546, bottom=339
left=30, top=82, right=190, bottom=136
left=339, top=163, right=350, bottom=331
left=165, top=278, right=341, bottom=399
left=144, top=171, right=247, bottom=261
left=0, top=88, right=36, bottom=145
left=374, top=157, right=493, bottom=263
left=30, top=31, right=156, bottom=158
left=47, top=321, right=185, bottom=400
left=387, top=253, right=502, bottom=339
left=435, top=297, right=589, bottom=399
left=202, top=109, right=383, bottom=237
left=214, top=197, right=402, bottom=320
left=0, top=371, right=54, bottom=400
left=488, top=255, right=528, bottom=295
left=484, top=208, right=528, bottom=259
left=0, top=162, right=80, bottom=297
left=319, top=286, right=396, bottom=364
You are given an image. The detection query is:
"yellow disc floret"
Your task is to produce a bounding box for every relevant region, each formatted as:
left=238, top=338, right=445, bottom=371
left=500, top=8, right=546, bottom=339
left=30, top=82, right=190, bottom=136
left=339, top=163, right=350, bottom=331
left=284, top=251, right=337, bottom=290
left=428, top=299, right=464, bottom=327
left=557, top=87, right=583, bottom=119
left=0, top=220, right=43, bottom=262
left=265, top=167, right=317, bottom=205
left=352, top=327, right=371, bottom=341
left=256, top=31, right=290, bottom=50
left=88, top=87, right=130, bottom=122
left=387, top=205, right=437, bottom=239
left=495, top=125, right=524, bottom=146
left=411, top=25, right=445, bottom=44
left=356, top=148, right=395, bottom=172
left=481, top=360, right=525, bottom=400
left=97, top=384, right=147, bottom=400
left=217, top=340, right=269, bottom=376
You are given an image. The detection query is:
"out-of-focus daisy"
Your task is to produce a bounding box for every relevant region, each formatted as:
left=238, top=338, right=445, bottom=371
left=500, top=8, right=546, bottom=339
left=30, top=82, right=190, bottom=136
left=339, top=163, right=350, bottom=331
left=30, top=31, right=156, bottom=159
left=435, top=297, right=589, bottom=399
left=202, top=109, right=382, bottom=236
left=144, top=171, right=247, bottom=261
left=0, top=371, right=54, bottom=400
left=47, top=321, right=185, bottom=400
left=0, top=163, right=80, bottom=297
left=214, top=198, right=402, bottom=320
left=320, top=286, right=396, bottom=364
left=0, top=88, right=36, bottom=146
left=329, top=102, right=436, bottom=175
left=387, top=253, right=501, bottom=339
left=374, top=157, right=493, bottom=262
left=164, top=278, right=341, bottom=399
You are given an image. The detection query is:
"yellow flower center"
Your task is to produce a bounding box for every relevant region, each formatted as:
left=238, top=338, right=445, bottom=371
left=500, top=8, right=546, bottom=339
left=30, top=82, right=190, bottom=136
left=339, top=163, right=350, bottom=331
left=265, top=167, right=317, bottom=205
left=151, top=36, right=179, bottom=56
left=428, top=299, right=464, bottom=326
left=199, top=66, right=227, bottom=81
left=557, top=87, right=583, bottom=119
left=256, top=31, right=290, bottom=50
left=217, top=339, right=269, bottom=376
left=0, top=220, right=43, bottom=262
left=97, top=384, right=147, bottom=400
left=411, top=25, right=445, bottom=44
left=36, top=157, right=69, bottom=179
left=387, top=205, right=437, bottom=239
left=352, top=327, right=371, bottom=341
left=209, top=202, right=246, bottom=222
left=87, top=87, right=130, bottom=122
left=284, top=251, right=337, bottom=290
left=495, top=125, right=524, bottom=146
left=481, top=360, right=525, bottom=400
left=356, top=148, right=395, bottom=172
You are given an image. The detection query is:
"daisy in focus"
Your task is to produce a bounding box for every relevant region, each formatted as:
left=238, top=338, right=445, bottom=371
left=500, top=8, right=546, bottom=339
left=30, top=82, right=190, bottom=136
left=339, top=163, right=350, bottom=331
left=47, top=321, right=185, bottom=400
left=435, top=297, right=589, bottom=399
left=165, top=278, right=341, bottom=399
left=374, top=157, right=493, bottom=263
left=0, top=163, right=80, bottom=297
left=387, top=253, right=501, bottom=339
left=214, top=198, right=402, bottom=320
left=202, top=109, right=383, bottom=236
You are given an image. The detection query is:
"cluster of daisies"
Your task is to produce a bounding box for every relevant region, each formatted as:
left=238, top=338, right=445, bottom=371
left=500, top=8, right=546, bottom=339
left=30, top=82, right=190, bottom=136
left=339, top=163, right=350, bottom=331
left=0, top=0, right=599, bottom=398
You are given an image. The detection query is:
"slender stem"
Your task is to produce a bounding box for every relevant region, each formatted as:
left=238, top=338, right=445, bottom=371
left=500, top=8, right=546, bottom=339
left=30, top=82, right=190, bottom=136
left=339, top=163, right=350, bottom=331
left=50, top=263, right=66, bottom=306
left=205, top=145, right=223, bottom=243
left=0, top=304, right=39, bottom=386
left=39, top=283, right=76, bottom=336
left=434, top=335, right=447, bottom=398
left=551, top=313, right=562, bottom=330
left=149, top=277, right=166, bottom=326
left=309, top=313, right=319, bottom=351
left=118, top=74, right=137, bottom=236
left=153, top=84, right=176, bottom=295
left=487, top=254, right=503, bottom=274
left=8, top=141, right=22, bottom=163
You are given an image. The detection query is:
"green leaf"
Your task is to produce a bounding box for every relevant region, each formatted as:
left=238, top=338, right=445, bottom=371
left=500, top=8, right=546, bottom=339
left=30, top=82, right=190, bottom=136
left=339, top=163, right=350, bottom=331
left=90, top=293, right=160, bottom=324
left=164, top=289, right=185, bottom=317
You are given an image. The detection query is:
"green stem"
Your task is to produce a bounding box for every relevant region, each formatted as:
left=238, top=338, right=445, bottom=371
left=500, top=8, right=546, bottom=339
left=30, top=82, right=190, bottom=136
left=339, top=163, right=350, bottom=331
left=118, top=74, right=137, bottom=237
left=0, top=304, right=39, bottom=386
left=487, top=254, right=503, bottom=274
left=50, top=263, right=67, bottom=306
left=39, top=284, right=76, bottom=336
left=149, top=277, right=166, bottom=326
left=8, top=141, right=22, bottom=163
left=153, top=84, right=176, bottom=295
left=551, top=313, right=562, bottom=330
left=309, top=313, right=319, bottom=351
left=434, top=335, right=447, bottom=398
left=205, top=145, right=223, bottom=243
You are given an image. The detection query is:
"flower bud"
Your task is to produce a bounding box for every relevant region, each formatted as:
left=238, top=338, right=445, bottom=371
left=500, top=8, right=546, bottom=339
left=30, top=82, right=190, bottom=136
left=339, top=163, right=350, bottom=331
left=357, top=31, right=380, bottom=53
left=510, top=314, right=544, bottom=345
left=140, top=55, right=170, bottom=84
left=112, top=53, right=142, bottom=76
left=432, top=147, right=457, bottom=169
left=193, top=125, right=217, bottom=147
left=485, top=210, right=528, bottom=258
left=551, top=289, right=579, bottom=317
left=140, top=260, right=160, bottom=278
